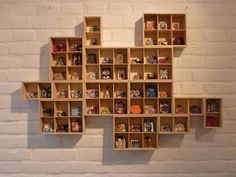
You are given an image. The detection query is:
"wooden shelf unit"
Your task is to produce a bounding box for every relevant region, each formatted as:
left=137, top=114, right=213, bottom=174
left=84, top=16, right=101, bottom=47
left=114, top=116, right=158, bottom=150
left=143, top=14, right=186, bottom=48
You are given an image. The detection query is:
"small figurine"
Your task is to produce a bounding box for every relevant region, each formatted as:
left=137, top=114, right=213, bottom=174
left=100, top=107, right=111, bottom=114
left=158, top=57, right=169, bottom=64
left=71, top=72, right=80, bottom=80
left=115, top=102, right=126, bottom=114
left=88, top=72, right=96, bottom=80
left=91, top=38, right=97, bottom=45
left=158, top=21, right=168, bottom=30
left=53, top=72, right=66, bottom=80
left=88, top=105, right=99, bottom=114
left=159, top=100, right=171, bottom=113
left=173, top=37, right=184, bottom=45
left=145, top=38, right=157, bottom=46
left=71, top=107, right=82, bottom=116
left=70, top=44, right=82, bottom=52
left=73, top=55, right=81, bottom=65
left=190, top=105, right=201, bottom=114
left=43, top=108, right=54, bottom=117
left=159, top=41, right=168, bottom=45
left=174, top=123, right=185, bottom=132
left=130, top=105, right=142, bottom=114
left=41, top=86, right=51, bottom=98
left=159, top=91, right=168, bottom=98
left=71, top=119, right=82, bottom=132
left=117, top=68, right=126, bottom=80
left=144, top=120, right=154, bottom=132
left=57, top=111, right=67, bottom=117
left=89, top=25, right=99, bottom=32
left=172, top=23, right=180, bottom=30
left=116, top=91, right=126, bottom=98
left=116, top=123, right=126, bottom=132
left=130, top=140, right=140, bottom=148
left=207, top=100, right=218, bottom=112
left=131, top=57, right=143, bottom=64
left=130, top=124, right=141, bottom=132
left=116, top=136, right=126, bottom=148
left=144, top=105, right=156, bottom=114
left=146, top=56, right=157, bottom=64
left=130, top=89, right=142, bottom=98
left=146, top=21, right=155, bottom=30
left=146, top=85, right=157, bottom=97
left=58, top=89, right=67, bottom=98
left=56, top=57, right=65, bottom=66
left=42, top=123, right=54, bottom=132
left=104, top=87, right=110, bottom=98
left=116, top=53, right=124, bottom=64
left=102, top=68, right=111, bottom=79
left=144, top=136, right=152, bottom=148
left=132, top=73, right=141, bottom=80
left=146, top=73, right=156, bottom=79
left=71, top=89, right=82, bottom=98
left=102, top=57, right=112, bottom=64
left=87, top=89, right=99, bottom=98
left=27, top=91, right=37, bottom=98
left=175, top=105, right=184, bottom=114
left=57, top=123, right=68, bottom=132
left=160, top=69, right=168, bottom=79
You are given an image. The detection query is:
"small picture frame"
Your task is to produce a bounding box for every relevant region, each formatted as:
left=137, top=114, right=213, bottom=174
left=130, top=139, right=140, bottom=148
left=146, top=21, right=155, bottom=30
left=117, top=68, right=126, bottom=80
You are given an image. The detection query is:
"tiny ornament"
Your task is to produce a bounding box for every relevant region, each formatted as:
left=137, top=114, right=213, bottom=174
left=73, top=55, right=81, bottom=65
left=27, top=91, right=37, bottom=99
left=116, top=136, right=126, bottom=148
left=56, top=56, right=65, bottom=66
left=58, top=89, right=67, bottom=98
left=160, top=69, right=168, bottom=79
left=116, top=123, right=126, bottom=132
left=71, top=119, right=82, bottom=132
left=71, top=72, right=80, bottom=80
left=88, top=72, right=96, bottom=80
left=116, top=53, right=124, bottom=64
left=158, top=21, right=168, bottom=30
left=144, top=136, right=152, bottom=148
left=174, top=123, right=185, bottom=132
left=102, top=68, right=111, bottom=79
left=104, top=87, right=110, bottom=98
left=175, top=105, right=184, bottom=114
left=144, top=120, right=154, bottom=132
left=42, top=123, right=54, bottom=132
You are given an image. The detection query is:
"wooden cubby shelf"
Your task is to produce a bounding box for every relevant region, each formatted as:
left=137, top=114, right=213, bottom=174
left=22, top=14, right=222, bottom=151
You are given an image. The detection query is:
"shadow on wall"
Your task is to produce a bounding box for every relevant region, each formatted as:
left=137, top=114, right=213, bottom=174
left=135, top=18, right=143, bottom=47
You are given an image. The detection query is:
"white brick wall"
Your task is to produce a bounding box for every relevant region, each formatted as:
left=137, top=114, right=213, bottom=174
left=0, top=0, right=236, bottom=176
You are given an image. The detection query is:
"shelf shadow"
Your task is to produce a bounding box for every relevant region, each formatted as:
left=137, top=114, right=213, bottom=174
left=135, top=18, right=143, bottom=47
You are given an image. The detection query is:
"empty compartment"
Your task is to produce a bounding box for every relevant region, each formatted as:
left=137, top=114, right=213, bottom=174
left=144, top=99, right=157, bottom=114
left=158, top=31, right=171, bottom=45
left=67, top=37, right=82, bottom=52
left=40, top=117, right=54, bottom=133
left=69, top=101, right=83, bottom=117
left=172, top=31, right=186, bottom=45
left=100, top=99, right=113, bottom=114
left=100, top=48, right=113, bottom=64
left=130, top=65, right=144, bottom=80
left=174, top=117, right=189, bottom=133
left=159, top=99, right=172, bottom=114
left=51, top=38, right=66, bottom=52
left=86, top=48, right=99, bottom=64
left=86, top=65, right=99, bottom=80
left=69, top=83, right=83, bottom=99
left=158, top=48, right=172, bottom=65
left=129, top=117, right=142, bottom=132
left=115, top=133, right=128, bottom=149
left=55, top=101, right=68, bottom=117
left=23, top=83, right=38, bottom=99
left=144, top=65, right=157, bottom=80
left=115, top=66, right=127, bottom=80
left=55, top=117, right=69, bottom=133
left=144, top=48, right=158, bottom=64
left=53, top=83, right=69, bottom=99
left=51, top=67, right=66, bottom=80
left=100, top=65, right=113, bottom=80
left=129, top=133, right=142, bottom=148
left=172, top=14, right=186, bottom=30
left=158, top=83, right=172, bottom=98
left=51, top=53, right=66, bottom=66
left=144, top=14, right=157, bottom=30
left=130, top=99, right=143, bottom=114
left=159, top=65, right=172, bottom=79
left=175, top=98, right=189, bottom=114
left=114, top=83, right=127, bottom=98
left=130, top=83, right=144, bottom=98
left=86, top=33, right=100, bottom=46
left=158, top=14, right=171, bottom=30
left=100, top=83, right=113, bottom=98
left=189, top=98, right=203, bottom=114
left=39, top=83, right=52, bottom=99
left=160, top=117, right=173, bottom=132
left=114, top=99, right=127, bottom=114
left=114, top=48, right=128, bottom=64
left=69, top=117, right=83, bottom=133
left=143, top=133, right=157, bottom=148
left=115, top=117, right=128, bottom=132
left=40, top=101, right=54, bottom=117
left=86, top=99, right=99, bottom=115
left=143, top=117, right=157, bottom=132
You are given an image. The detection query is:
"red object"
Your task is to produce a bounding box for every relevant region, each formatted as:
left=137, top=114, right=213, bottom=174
left=53, top=44, right=66, bottom=52
left=206, top=116, right=218, bottom=127
left=130, top=105, right=142, bottom=114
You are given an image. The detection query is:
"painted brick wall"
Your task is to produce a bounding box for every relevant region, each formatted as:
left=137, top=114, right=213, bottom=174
left=0, top=0, right=236, bottom=176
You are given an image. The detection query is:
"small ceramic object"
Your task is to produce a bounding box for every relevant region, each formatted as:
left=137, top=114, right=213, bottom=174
left=160, top=69, right=168, bottom=79
left=42, top=123, right=54, bottom=132
left=116, top=123, right=126, bottom=132
left=57, top=111, right=67, bottom=117
left=71, top=89, right=82, bottom=98
left=144, top=136, right=152, bottom=148
left=58, top=89, right=67, bottom=98
left=88, top=72, right=96, bottom=80
left=56, top=57, right=65, bottom=66
left=115, top=102, right=126, bottom=114
left=27, top=91, right=37, bottom=98
left=174, top=123, right=185, bottom=132
left=190, top=105, right=201, bottom=114
left=116, top=136, right=126, bottom=148
left=43, top=108, right=54, bottom=117
left=41, top=86, right=51, bottom=98
left=130, top=124, right=141, bottom=132
left=116, top=53, right=124, bottom=64
left=101, top=68, right=111, bottom=79
left=146, top=21, right=155, bottom=30
left=104, top=87, right=110, bottom=98
left=158, top=21, right=168, bottom=30
left=71, top=107, right=82, bottom=116
left=144, top=105, right=156, bottom=114
left=71, top=72, right=80, bottom=80
left=144, top=120, right=154, bottom=132
left=71, top=119, right=82, bottom=132
left=73, top=55, right=81, bottom=65
left=175, top=105, right=184, bottom=114
left=100, top=107, right=110, bottom=114
left=53, top=72, right=65, bottom=80
left=159, top=100, right=171, bottom=113
left=130, top=105, right=142, bottom=114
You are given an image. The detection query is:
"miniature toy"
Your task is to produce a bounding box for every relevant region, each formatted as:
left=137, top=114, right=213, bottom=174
left=159, top=100, right=171, bottom=113
left=158, top=21, right=168, bottom=30
left=42, top=123, right=54, bottom=132
left=87, top=89, right=99, bottom=98
left=116, top=136, right=126, bottom=148
left=41, top=86, right=51, bottom=98
left=53, top=72, right=66, bottom=80
left=73, top=55, right=81, bottom=65
left=71, top=89, right=82, bottom=98
left=160, top=69, right=168, bottom=79
left=130, top=140, right=140, bottom=148
left=56, top=56, right=65, bottom=66
left=71, top=119, right=82, bottom=132
left=144, top=120, right=154, bottom=132
left=102, top=56, right=112, bottom=64
left=116, top=123, right=126, bottom=132
left=207, top=100, right=218, bottom=112
left=88, top=105, right=99, bottom=114
left=71, top=107, right=82, bottom=116
left=158, top=57, right=169, bottom=64
left=146, top=21, right=155, bottom=30
left=161, top=124, right=171, bottom=132
left=58, top=89, right=67, bottom=98
left=130, top=105, right=142, bottom=114
left=144, top=136, right=152, bottom=148
left=102, top=68, right=111, bottom=79
left=57, top=111, right=67, bottom=117
left=100, top=107, right=111, bottom=114
left=104, top=87, right=110, bottom=98
left=27, top=91, right=37, bottom=98
left=174, top=123, right=185, bottom=132
left=130, top=124, right=141, bottom=132
left=43, top=108, right=54, bottom=117
left=71, top=72, right=80, bottom=80
left=146, top=56, right=157, bottom=64
left=116, top=91, right=126, bottom=98
left=190, top=105, right=201, bottom=114
left=175, top=105, right=184, bottom=114
left=144, top=105, right=156, bottom=114
left=115, top=102, right=126, bottom=114
left=173, top=37, right=184, bottom=45
left=88, top=72, right=96, bottom=80
left=116, top=53, right=124, bottom=64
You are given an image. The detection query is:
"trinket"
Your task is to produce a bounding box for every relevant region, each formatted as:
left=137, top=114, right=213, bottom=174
left=116, top=123, right=126, bottom=132
left=190, top=105, right=201, bottom=114
left=27, top=91, right=37, bottom=98
left=88, top=72, right=96, bottom=80
left=116, top=136, right=126, bottom=148
left=116, top=53, right=124, bottom=64
left=130, top=124, right=141, bottom=132
left=160, top=69, right=168, bottom=79
left=41, top=86, right=51, bottom=98
left=159, top=100, right=171, bottom=113
left=174, top=123, right=185, bottom=132
left=102, top=68, right=111, bottom=79
left=115, top=102, right=126, bottom=114
left=144, top=136, right=152, bottom=148
left=71, top=72, right=80, bottom=80
left=42, top=123, right=54, bottom=132
left=56, top=57, right=65, bottom=66
left=130, top=140, right=140, bottom=148
left=71, top=119, right=82, bottom=132
left=71, top=89, right=82, bottom=98
left=175, top=105, right=184, bottom=114
left=130, top=105, right=142, bottom=114
left=71, top=107, right=82, bottom=116
left=88, top=105, right=99, bottom=114
left=144, top=120, right=154, bottom=132
left=53, top=72, right=66, bottom=80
